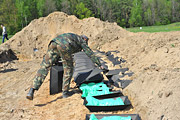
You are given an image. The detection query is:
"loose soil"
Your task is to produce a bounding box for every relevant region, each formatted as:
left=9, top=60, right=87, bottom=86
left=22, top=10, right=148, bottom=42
left=1, top=12, right=180, bottom=120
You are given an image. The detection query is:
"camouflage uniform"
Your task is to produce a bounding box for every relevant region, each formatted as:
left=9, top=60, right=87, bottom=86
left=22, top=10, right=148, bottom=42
left=33, top=33, right=101, bottom=92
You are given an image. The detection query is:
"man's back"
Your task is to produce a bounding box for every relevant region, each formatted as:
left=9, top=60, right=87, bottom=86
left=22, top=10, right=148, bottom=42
left=52, top=33, right=101, bottom=67
left=52, top=33, right=85, bottom=54
left=2, top=26, right=7, bottom=35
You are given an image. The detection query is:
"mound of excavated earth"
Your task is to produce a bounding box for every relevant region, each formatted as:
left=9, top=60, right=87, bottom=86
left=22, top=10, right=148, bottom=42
left=1, top=12, right=180, bottom=120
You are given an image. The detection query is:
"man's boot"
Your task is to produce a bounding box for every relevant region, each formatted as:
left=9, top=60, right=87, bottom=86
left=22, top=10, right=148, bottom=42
left=26, top=88, right=35, bottom=100
left=62, top=91, right=72, bottom=98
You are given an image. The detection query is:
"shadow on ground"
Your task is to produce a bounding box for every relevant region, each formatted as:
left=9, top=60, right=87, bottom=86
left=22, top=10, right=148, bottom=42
left=34, top=89, right=81, bottom=107
left=0, top=68, right=18, bottom=73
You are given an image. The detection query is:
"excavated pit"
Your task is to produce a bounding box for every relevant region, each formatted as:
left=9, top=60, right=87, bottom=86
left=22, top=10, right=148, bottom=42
left=0, top=12, right=180, bottom=120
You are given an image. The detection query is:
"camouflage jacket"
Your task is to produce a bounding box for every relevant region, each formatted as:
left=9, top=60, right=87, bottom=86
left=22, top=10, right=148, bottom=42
left=52, top=33, right=101, bottom=67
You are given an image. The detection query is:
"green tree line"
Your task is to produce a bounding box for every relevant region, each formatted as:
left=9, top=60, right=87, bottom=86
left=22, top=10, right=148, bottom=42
left=0, top=0, right=180, bottom=35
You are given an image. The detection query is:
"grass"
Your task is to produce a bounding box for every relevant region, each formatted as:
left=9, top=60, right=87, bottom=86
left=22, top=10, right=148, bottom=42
left=0, top=35, right=13, bottom=44
left=126, top=22, right=180, bottom=33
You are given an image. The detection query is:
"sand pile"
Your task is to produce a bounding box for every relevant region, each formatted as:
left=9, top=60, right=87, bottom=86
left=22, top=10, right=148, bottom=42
left=4, top=12, right=126, bottom=60
left=1, top=12, right=180, bottom=120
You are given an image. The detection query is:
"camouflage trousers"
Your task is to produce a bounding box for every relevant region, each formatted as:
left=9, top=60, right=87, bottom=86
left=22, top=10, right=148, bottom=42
left=33, top=41, right=73, bottom=92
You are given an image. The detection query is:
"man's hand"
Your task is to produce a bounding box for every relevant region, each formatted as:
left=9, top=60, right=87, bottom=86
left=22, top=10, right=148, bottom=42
left=100, top=65, right=104, bottom=70
left=99, top=65, right=109, bottom=73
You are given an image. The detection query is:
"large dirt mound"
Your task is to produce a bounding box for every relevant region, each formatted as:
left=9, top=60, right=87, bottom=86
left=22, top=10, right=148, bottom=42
left=1, top=12, right=180, bottom=120
left=5, top=12, right=126, bottom=60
